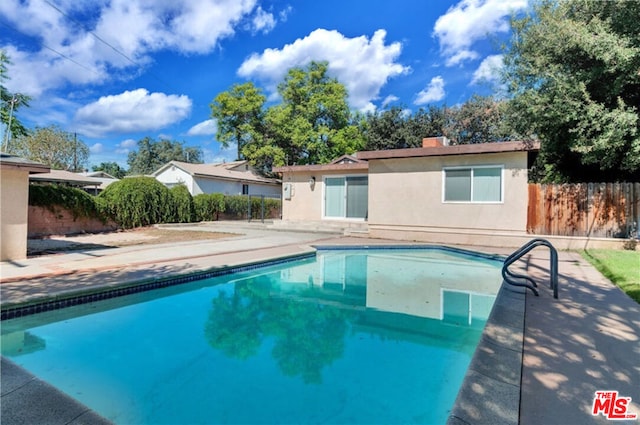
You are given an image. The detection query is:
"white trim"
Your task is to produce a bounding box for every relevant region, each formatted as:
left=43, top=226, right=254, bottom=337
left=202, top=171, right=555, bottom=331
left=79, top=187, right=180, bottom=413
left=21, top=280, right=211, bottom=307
left=441, top=164, right=504, bottom=204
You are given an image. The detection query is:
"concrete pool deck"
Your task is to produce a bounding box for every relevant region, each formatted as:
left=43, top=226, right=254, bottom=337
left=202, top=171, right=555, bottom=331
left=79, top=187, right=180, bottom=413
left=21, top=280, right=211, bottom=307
left=1, top=222, right=639, bottom=424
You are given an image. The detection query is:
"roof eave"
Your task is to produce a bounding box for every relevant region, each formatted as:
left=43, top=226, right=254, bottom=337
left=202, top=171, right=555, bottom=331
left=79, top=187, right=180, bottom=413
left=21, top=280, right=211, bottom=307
left=273, top=163, right=369, bottom=173
left=356, top=141, right=540, bottom=160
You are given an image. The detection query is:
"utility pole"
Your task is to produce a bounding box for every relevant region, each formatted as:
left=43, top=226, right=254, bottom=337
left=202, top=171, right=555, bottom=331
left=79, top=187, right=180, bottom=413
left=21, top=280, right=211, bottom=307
left=3, top=95, right=19, bottom=152
left=73, top=132, right=77, bottom=172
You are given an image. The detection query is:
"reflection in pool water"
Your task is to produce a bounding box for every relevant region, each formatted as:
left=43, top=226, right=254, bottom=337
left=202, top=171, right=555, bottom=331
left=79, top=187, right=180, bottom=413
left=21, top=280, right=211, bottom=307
left=2, top=248, right=502, bottom=424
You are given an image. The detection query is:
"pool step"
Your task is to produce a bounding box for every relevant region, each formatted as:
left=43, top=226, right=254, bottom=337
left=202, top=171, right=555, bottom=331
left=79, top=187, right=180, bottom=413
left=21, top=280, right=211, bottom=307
left=269, top=220, right=369, bottom=236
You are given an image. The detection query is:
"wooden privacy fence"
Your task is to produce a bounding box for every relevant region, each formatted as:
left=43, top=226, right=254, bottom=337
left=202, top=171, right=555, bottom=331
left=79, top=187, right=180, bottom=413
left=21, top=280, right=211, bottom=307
left=527, top=183, right=640, bottom=238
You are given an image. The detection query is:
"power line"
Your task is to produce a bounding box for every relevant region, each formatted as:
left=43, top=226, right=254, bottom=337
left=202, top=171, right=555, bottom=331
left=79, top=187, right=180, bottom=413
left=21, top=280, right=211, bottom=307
left=41, top=0, right=179, bottom=93
left=42, top=0, right=140, bottom=69
left=1, top=2, right=180, bottom=94
left=0, top=20, right=101, bottom=77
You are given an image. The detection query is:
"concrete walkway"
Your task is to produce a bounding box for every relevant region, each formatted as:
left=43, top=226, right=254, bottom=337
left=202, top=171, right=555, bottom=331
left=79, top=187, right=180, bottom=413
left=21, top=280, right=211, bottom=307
left=519, top=251, right=640, bottom=425
left=1, top=223, right=639, bottom=424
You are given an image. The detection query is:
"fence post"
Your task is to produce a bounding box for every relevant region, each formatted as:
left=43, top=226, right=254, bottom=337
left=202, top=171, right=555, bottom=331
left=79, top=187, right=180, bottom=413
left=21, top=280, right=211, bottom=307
left=261, top=195, right=265, bottom=223
left=247, top=194, right=251, bottom=223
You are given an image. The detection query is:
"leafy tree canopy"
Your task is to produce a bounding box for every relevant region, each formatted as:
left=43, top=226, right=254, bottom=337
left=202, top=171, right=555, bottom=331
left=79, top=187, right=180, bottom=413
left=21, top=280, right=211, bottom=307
left=211, top=61, right=365, bottom=175
left=1, top=50, right=30, bottom=145
left=127, top=137, right=203, bottom=175
left=364, top=105, right=447, bottom=150
left=503, top=0, right=640, bottom=182
left=211, top=82, right=266, bottom=161
left=9, top=125, right=89, bottom=171
left=92, top=161, right=127, bottom=179
left=445, top=95, right=520, bottom=145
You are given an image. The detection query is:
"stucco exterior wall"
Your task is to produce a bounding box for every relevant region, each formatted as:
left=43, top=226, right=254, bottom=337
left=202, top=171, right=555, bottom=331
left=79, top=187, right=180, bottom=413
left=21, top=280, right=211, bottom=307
left=367, top=151, right=530, bottom=246
left=154, top=165, right=280, bottom=197
left=195, top=178, right=280, bottom=197
left=281, top=169, right=367, bottom=221
left=154, top=167, right=194, bottom=192
left=1, top=168, right=29, bottom=260
left=281, top=171, right=324, bottom=221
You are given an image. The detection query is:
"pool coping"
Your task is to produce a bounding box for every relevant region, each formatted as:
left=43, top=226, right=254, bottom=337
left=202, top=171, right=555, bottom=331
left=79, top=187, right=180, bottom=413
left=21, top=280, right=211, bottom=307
left=1, top=243, right=521, bottom=425
left=446, top=282, right=526, bottom=425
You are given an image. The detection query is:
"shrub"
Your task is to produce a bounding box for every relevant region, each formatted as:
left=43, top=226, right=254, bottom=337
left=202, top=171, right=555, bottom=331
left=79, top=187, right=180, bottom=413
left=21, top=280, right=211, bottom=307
left=193, top=193, right=226, bottom=221
left=98, top=177, right=173, bottom=228
left=170, top=184, right=195, bottom=223
left=29, top=184, right=103, bottom=220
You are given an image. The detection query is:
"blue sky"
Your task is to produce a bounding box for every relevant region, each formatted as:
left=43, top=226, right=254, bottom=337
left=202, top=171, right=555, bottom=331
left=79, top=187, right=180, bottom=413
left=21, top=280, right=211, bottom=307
left=0, top=0, right=528, bottom=169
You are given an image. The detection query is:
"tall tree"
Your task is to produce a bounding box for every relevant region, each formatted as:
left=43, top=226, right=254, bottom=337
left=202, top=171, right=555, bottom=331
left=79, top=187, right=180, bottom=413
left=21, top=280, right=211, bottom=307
left=9, top=125, right=88, bottom=171
left=211, top=61, right=365, bottom=174
left=364, top=105, right=447, bottom=151
left=503, top=0, right=640, bottom=182
left=261, top=61, right=364, bottom=168
left=1, top=50, right=30, bottom=148
left=445, top=95, right=517, bottom=144
left=92, top=162, right=127, bottom=179
left=210, top=82, right=266, bottom=161
left=127, top=137, right=203, bottom=175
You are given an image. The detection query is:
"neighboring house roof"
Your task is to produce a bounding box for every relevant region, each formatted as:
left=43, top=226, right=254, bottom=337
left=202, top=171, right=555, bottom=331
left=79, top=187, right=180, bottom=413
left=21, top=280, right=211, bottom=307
left=0, top=153, right=50, bottom=174
left=153, top=160, right=281, bottom=185
left=29, top=169, right=103, bottom=187
left=78, top=171, right=119, bottom=190
left=80, top=171, right=118, bottom=179
left=356, top=140, right=540, bottom=160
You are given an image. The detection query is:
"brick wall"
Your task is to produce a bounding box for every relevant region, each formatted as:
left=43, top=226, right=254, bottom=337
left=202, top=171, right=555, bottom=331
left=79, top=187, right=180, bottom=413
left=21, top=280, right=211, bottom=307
left=28, top=206, right=118, bottom=238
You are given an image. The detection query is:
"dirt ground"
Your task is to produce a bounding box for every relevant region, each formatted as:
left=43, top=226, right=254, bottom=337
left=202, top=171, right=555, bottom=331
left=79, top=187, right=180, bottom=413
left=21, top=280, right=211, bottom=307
left=27, top=227, right=239, bottom=256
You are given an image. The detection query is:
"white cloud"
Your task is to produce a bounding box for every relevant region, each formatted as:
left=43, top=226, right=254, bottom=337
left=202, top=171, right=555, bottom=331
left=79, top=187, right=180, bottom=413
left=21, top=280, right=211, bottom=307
left=238, top=29, right=410, bottom=111
left=249, top=7, right=276, bottom=34
left=279, top=6, right=293, bottom=22
left=471, top=54, right=504, bottom=84
left=381, top=95, right=400, bottom=108
left=187, top=119, right=218, bottom=136
left=433, top=0, right=528, bottom=66
left=74, top=89, right=192, bottom=137
left=0, top=0, right=265, bottom=95
left=90, top=143, right=104, bottom=153
left=414, top=76, right=445, bottom=105
left=116, top=138, right=137, bottom=154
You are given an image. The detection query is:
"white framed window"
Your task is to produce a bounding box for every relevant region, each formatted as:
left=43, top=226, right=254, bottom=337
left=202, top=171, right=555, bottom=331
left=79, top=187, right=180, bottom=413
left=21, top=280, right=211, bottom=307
left=443, top=165, right=503, bottom=203
left=324, top=175, right=368, bottom=219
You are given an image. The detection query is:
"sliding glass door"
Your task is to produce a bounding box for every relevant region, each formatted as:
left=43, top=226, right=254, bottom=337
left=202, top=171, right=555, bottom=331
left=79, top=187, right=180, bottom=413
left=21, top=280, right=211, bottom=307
left=324, top=176, right=368, bottom=219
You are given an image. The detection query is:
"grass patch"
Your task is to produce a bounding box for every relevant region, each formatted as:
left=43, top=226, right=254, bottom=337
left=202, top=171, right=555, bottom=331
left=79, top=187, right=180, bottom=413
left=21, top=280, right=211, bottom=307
left=581, top=249, right=640, bottom=304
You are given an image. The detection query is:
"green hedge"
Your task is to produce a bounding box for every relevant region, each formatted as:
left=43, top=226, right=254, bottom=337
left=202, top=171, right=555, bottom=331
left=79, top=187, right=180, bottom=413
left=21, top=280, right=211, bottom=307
left=193, top=193, right=226, bottom=221
left=170, top=185, right=195, bottom=223
left=29, top=182, right=281, bottom=228
left=97, top=177, right=174, bottom=228
left=29, top=184, right=104, bottom=220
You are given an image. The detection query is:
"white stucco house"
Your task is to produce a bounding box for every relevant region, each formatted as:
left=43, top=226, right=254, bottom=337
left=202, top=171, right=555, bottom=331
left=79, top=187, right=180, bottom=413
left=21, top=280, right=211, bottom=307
left=152, top=160, right=281, bottom=197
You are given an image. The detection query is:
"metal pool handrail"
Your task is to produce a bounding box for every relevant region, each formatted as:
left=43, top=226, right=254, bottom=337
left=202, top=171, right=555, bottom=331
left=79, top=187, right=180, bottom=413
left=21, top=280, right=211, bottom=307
left=502, top=238, right=559, bottom=299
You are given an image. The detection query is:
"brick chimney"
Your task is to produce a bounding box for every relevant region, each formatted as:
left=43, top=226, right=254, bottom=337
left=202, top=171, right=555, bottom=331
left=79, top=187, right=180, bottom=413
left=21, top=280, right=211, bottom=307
left=422, top=136, right=450, bottom=148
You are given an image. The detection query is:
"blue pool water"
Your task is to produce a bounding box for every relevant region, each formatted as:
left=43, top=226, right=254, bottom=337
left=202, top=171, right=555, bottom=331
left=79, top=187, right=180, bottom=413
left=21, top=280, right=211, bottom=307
left=1, top=248, right=502, bottom=424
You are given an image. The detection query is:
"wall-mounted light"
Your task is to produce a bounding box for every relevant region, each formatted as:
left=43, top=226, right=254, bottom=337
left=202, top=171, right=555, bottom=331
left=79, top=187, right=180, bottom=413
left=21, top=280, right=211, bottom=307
left=309, top=176, right=316, bottom=190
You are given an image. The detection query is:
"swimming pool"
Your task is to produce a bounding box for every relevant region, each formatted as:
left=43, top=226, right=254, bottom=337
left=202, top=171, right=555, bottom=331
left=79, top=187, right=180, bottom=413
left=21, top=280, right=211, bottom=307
left=1, top=247, right=502, bottom=424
